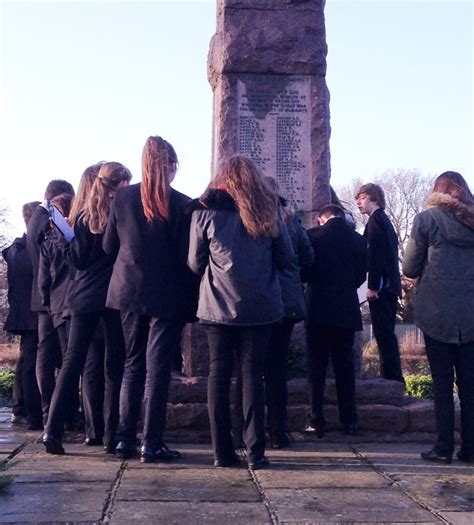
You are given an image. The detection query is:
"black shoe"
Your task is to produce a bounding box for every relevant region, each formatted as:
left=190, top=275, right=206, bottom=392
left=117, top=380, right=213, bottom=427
left=104, top=442, right=117, bottom=455
left=84, top=437, right=103, bottom=447
left=115, top=441, right=138, bottom=459
left=456, top=450, right=474, bottom=463
left=343, top=424, right=360, bottom=436
left=421, top=448, right=452, bottom=464
left=140, top=444, right=181, bottom=463
left=214, top=454, right=241, bottom=468
left=43, top=435, right=65, bottom=455
left=270, top=434, right=291, bottom=449
left=248, top=455, right=270, bottom=470
left=304, top=423, right=324, bottom=439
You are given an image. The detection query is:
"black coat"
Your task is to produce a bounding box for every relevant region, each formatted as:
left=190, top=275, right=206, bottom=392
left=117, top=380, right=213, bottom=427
left=304, top=217, right=367, bottom=331
left=66, top=214, right=115, bottom=315
left=188, top=189, right=293, bottom=326
left=2, top=234, right=37, bottom=334
left=38, top=229, right=72, bottom=325
left=364, top=208, right=401, bottom=296
left=26, top=205, right=51, bottom=312
left=103, top=183, right=198, bottom=321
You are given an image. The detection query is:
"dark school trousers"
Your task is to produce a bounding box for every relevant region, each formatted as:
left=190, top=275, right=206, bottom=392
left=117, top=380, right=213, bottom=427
left=264, top=319, right=295, bottom=439
left=116, top=313, right=184, bottom=448
left=11, top=330, right=42, bottom=425
left=206, top=324, right=270, bottom=463
left=425, top=334, right=474, bottom=457
left=369, top=290, right=404, bottom=383
left=36, top=312, right=63, bottom=425
left=306, top=323, right=357, bottom=429
left=45, top=310, right=125, bottom=445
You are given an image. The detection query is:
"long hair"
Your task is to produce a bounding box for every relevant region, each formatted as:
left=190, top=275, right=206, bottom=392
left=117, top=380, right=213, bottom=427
left=432, top=171, right=473, bottom=205
left=141, top=136, right=178, bottom=222
left=69, top=162, right=105, bottom=225
left=207, top=155, right=280, bottom=238
left=82, top=162, right=132, bottom=234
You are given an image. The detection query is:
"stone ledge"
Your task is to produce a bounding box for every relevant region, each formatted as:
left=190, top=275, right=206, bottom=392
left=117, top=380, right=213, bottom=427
left=169, top=377, right=406, bottom=406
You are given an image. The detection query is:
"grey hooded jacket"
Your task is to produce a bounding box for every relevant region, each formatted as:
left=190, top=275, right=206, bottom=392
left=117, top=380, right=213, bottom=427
left=403, top=193, right=474, bottom=344
left=188, top=189, right=295, bottom=326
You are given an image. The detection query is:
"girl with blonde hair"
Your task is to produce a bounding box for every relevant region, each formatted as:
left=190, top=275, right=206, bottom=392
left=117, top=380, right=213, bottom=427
left=188, top=155, right=294, bottom=469
left=43, top=162, right=131, bottom=455
left=104, top=136, right=197, bottom=462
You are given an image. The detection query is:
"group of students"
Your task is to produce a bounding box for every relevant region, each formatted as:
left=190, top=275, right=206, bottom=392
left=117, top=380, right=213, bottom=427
left=3, top=134, right=474, bottom=468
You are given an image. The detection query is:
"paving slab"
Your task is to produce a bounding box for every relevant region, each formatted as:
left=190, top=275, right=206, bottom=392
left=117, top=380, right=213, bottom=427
left=0, top=482, right=109, bottom=523
left=110, top=501, right=271, bottom=524
left=264, top=487, right=438, bottom=523
left=354, top=443, right=474, bottom=476
left=118, top=467, right=260, bottom=502
left=255, top=467, right=389, bottom=489
left=439, top=511, right=474, bottom=524
left=392, top=474, right=474, bottom=512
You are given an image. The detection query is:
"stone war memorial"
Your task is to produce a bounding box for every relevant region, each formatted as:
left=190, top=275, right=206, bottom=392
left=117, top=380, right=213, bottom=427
left=170, top=0, right=441, bottom=440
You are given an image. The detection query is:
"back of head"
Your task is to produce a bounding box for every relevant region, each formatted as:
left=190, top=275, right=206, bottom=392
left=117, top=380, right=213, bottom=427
left=22, top=201, right=41, bottom=226
left=44, top=180, right=75, bottom=201
left=69, top=162, right=105, bottom=224
left=83, top=161, right=132, bottom=234
left=355, top=183, right=386, bottom=210
left=320, top=204, right=345, bottom=221
left=211, top=155, right=279, bottom=238
left=141, top=135, right=178, bottom=222
left=432, top=171, right=473, bottom=206
left=51, top=193, right=75, bottom=218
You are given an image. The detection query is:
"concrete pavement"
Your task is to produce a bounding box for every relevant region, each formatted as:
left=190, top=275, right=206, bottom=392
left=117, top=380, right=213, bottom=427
left=0, top=408, right=472, bottom=524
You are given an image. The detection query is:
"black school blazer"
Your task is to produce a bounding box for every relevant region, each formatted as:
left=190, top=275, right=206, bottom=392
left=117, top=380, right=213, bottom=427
left=103, top=183, right=198, bottom=321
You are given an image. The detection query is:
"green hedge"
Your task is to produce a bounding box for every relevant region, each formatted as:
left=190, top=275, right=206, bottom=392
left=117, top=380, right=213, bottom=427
left=0, top=370, right=15, bottom=399
left=405, top=374, right=433, bottom=399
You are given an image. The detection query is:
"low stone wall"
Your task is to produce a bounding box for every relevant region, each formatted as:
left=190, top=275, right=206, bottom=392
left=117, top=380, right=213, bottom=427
left=165, top=377, right=453, bottom=435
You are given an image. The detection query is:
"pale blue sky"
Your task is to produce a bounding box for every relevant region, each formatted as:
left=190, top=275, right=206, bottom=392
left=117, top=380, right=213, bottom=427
left=1, top=0, right=472, bottom=236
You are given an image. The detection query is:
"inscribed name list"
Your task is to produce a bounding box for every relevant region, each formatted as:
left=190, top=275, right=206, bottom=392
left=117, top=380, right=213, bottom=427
left=237, top=76, right=311, bottom=210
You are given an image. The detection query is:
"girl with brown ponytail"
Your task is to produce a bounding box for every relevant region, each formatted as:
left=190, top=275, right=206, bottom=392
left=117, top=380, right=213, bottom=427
left=103, top=136, right=197, bottom=462
left=43, top=162, right=131, bottom=455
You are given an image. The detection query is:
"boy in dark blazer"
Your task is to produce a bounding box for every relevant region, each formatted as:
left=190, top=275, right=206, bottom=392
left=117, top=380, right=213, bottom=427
left=3, top=202, right=43, bottom=429
left=356, top=183, right=404, bottom=384
left=304, top=205, right=367, bottom=437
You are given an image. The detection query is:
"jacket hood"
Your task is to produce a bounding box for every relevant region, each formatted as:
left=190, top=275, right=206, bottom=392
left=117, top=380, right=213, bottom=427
left=1, top=234, right=27, bottom=259
left=426, top=192, right=474, bottom=247
left=194, top=189, right=237, bottom=211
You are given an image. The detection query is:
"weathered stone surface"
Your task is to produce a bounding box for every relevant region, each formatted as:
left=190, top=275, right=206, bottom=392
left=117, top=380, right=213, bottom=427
left=118, top=468, right=260, bottom=502
left=209, top=0, right=327, bottom=82
left=111, top=501, right=270, bottom=524
left=440, top=512, right=474, bottom=525
left=407, top=400, right=437, bottom=432
left=392, top=474, right=474, bottom=512
left=255, top=468, right=388, bottom=489
left=263, top=487, right=435, bottom=523
left=354, top=443, right=471, bottom=476
left=355, top=378, right=406, bottom=407
left=358, top=404, right=409, bottom=433
left=182, top=322, right=209, bottom=377
left=407, top=399, right=461, bottom=432
left=0, top=482, right=108, bottom=523
left=208, top=0, right=331, bottom=222
left=166, top=403, right=209, bottom=430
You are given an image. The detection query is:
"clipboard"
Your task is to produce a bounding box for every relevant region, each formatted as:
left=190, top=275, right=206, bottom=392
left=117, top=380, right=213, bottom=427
left=49, top=205, right=75, bottom=242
